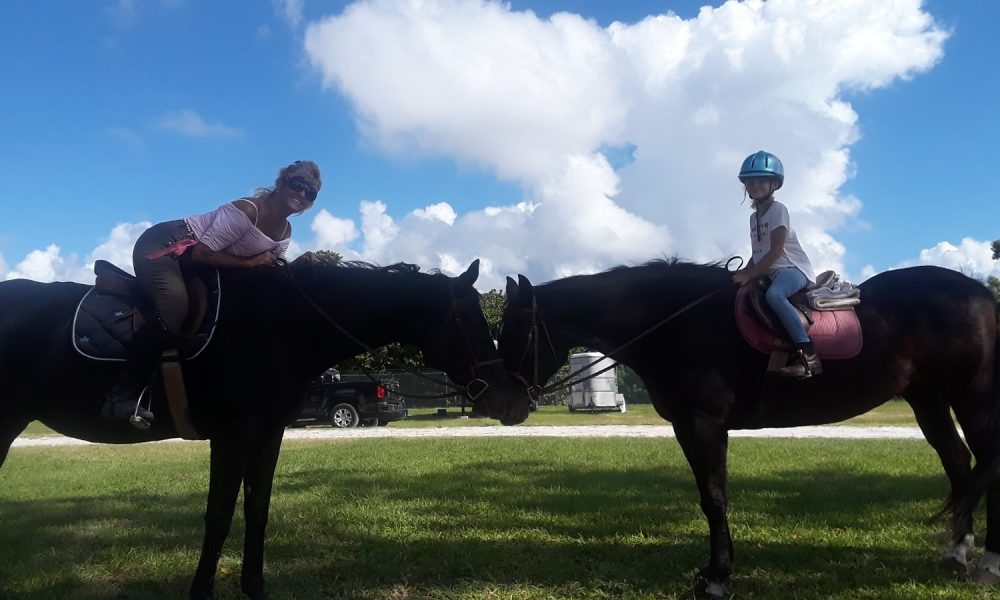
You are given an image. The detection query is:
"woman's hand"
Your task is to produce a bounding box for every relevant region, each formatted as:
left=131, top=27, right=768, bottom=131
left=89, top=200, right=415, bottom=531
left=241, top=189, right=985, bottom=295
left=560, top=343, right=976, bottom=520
left=191, top=243, right=277, bottom=269
left=248, top=251, right=278, bottom=267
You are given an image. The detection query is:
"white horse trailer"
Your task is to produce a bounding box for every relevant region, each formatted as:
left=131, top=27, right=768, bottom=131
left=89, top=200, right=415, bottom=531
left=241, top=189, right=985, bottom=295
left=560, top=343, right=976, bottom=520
left=567, top=352, right=626, bottom=413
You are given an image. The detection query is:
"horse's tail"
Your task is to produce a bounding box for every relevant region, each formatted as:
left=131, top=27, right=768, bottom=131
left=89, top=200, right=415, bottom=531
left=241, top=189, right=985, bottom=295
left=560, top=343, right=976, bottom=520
left=937, top=299, right=1000, bottom=521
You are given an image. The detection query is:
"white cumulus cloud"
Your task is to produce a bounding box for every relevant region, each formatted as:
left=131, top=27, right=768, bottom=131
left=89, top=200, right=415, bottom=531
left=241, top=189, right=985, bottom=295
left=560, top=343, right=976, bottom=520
left=3, top=222, right=150, bottom=283
left=310, top=208, right=360, bottom=251
left=300, top=0, right=948, bottom=289
left=157, top=110, right=243, bottom=139
left=273, top=0, right=304, bottom=28
left=12, top=1, right=959, bottom=292
left=895, top=238, right=1000, bottom=280
left=412, top=202, right=457, bottom=225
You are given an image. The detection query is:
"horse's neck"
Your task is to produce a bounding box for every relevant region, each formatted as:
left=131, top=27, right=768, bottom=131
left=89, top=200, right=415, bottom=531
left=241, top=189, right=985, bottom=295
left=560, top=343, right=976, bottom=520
left=536, top=286, right=610, bottom=352
left=300, top=271, right=440, bottom=349
left=537, top=271, right=724, bottom=354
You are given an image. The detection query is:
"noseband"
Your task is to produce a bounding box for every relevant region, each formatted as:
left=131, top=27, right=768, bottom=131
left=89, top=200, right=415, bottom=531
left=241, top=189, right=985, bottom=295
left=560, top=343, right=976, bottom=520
left=507, top=297, right=560, bottom=403
left=422, top=288, right=504, bottom=401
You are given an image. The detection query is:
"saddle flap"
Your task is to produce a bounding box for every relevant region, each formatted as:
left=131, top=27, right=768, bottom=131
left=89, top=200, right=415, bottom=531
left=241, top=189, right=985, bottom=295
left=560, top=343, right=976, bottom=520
left=74, top=269, right=223, bottom=362
left=94, top=259, right=141, bottom=298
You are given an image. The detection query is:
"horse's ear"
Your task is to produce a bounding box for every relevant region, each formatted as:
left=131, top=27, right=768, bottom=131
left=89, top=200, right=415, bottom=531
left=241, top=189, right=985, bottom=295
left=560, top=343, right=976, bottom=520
left=515, top=274, right=534, bottom=307
left=505, top=276, right=518, bottom=301
left=458, top=259, right=480, bottom=287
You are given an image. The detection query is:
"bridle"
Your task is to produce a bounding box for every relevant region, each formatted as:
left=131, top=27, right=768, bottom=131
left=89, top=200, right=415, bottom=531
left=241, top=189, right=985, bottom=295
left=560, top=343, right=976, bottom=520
left=418, top=286, right=505, bottom=401
left=504, top=296, right=561, bottom=403
left=288, top=273, right=501, bottom=402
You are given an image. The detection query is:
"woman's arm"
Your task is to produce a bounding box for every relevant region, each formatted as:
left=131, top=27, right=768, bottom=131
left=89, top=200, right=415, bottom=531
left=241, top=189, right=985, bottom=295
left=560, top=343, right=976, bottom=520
left=189, top=243, right=276, bottom=268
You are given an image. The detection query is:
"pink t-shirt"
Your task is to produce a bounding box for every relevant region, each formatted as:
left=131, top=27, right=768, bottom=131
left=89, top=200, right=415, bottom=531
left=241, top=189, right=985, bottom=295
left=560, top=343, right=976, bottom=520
left=184, top=201, right=290, bottom=259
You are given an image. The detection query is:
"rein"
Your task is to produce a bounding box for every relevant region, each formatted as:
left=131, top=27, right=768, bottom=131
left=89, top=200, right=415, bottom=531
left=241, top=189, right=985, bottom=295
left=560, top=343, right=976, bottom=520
left=284, top=268, right=499, bottom=401
left=514, top=258, right=744, bottom=401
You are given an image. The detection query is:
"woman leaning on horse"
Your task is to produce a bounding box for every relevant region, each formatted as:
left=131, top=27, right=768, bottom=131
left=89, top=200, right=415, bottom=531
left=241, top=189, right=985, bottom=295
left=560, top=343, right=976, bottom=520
left=101, top=160, right=322, bottom=427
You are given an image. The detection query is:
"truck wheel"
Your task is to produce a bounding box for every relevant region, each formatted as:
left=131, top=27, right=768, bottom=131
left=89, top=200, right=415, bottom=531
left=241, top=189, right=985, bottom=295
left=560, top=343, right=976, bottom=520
left=329, top=403, right=360, bottom=428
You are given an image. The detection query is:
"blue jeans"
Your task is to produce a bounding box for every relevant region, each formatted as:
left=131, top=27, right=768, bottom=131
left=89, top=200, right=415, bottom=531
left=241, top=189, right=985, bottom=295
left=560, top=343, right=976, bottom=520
left=765, top=268, right=810, bottom=345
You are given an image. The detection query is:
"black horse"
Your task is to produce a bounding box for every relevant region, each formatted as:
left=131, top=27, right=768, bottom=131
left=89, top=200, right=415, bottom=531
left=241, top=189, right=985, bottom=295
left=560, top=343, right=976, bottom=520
left=0, top=259, right=528, bottom=599
left=499, top=261, right=1000, bottom=598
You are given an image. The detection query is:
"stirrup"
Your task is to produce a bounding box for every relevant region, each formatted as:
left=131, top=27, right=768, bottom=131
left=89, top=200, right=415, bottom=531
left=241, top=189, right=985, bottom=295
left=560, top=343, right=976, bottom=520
left=776, top=361, right=813, bottom=379
left=127, top=399, right=155, bottom=430
left=130, top=413, right=152, bottom=430
left=776, top=349, right=822, bottom=379
left=102, top=391, right=155, bottom=429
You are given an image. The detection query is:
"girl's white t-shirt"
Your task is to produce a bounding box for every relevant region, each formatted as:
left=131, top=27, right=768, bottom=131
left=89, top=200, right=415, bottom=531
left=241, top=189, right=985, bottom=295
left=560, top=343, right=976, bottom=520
left=750, top=200, right=815, bottom=284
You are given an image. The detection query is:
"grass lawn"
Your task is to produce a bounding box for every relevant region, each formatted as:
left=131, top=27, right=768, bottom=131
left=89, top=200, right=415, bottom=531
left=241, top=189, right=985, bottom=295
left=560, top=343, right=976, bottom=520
left=0, top=436, right=986, bottom=599
left=402, top=401, right=920, bottom=427
left=17, top=401, right=919, bottom=438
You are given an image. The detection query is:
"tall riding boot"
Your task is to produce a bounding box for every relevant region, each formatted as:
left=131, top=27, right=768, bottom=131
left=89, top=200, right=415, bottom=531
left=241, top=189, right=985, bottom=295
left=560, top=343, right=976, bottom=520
left=101, top=322, right=170, bottom=428
left=776, top=341, right=823, bottom=379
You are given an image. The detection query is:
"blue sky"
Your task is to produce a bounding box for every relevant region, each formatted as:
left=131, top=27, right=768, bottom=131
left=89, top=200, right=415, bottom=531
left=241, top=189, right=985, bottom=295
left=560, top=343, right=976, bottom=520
left=1, top=0, right=997, bottom=289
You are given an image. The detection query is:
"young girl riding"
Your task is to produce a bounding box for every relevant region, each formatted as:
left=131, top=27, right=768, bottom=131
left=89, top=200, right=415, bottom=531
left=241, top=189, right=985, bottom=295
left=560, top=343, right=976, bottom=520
left=731, top=150, right=821, bottom=378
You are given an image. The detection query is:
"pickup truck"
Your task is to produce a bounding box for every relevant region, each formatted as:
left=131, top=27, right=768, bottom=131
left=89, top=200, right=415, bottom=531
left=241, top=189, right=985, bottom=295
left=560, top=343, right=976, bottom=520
left=291, top=376, right=408, bottom=428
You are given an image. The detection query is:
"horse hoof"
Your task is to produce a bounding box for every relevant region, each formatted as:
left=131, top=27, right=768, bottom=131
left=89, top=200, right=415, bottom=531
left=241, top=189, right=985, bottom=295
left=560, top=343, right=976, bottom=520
left=938, top=555, right=968, bottom=574
left=973, top=568, right=1000, bottom=585
left=693, top=577, right=726, bottom=600
left=242, top=580, right=268, bottom=600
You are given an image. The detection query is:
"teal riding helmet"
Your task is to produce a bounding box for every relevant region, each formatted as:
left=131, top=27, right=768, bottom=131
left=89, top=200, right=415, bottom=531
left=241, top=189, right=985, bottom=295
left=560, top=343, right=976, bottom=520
left=738, top=150, right=784, bottom=189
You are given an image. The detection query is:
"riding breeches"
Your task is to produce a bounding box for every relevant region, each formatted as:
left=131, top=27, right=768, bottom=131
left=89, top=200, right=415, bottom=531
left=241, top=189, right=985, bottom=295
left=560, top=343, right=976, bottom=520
left=133, top=220, right=196, bottom=336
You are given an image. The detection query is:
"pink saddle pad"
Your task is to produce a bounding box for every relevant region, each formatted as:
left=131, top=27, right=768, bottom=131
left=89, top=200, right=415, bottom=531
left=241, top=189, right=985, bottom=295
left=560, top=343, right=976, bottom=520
left=735, top=285, right=863, bottom=359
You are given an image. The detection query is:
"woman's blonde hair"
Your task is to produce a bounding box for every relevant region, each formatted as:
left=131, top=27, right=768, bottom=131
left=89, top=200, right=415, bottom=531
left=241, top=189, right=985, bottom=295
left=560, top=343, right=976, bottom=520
left=249, top=160, right=322, bottom=201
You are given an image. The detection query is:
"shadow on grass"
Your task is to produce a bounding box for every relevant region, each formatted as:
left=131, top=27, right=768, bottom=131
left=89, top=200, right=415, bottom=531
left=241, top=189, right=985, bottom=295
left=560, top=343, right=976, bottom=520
left=0, top=441, right=970, bottom=599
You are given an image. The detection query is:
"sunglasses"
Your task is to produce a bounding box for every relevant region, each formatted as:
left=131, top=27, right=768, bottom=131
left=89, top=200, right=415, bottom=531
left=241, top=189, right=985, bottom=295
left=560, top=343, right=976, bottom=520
left=287, top=177, right=318, bottom=200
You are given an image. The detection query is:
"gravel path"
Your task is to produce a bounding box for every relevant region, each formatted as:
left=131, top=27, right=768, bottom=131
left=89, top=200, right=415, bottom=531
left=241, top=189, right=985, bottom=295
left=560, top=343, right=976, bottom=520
left=11, top=424, right=926, bottom=447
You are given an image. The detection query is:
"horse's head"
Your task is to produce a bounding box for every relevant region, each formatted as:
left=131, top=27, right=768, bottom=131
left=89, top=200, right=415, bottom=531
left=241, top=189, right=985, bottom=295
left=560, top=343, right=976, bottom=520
left=283, top=258, right=528, bottom=425
left=498, top=274, right=569, bottom=405
left=418, top=260, right=530, bottom=426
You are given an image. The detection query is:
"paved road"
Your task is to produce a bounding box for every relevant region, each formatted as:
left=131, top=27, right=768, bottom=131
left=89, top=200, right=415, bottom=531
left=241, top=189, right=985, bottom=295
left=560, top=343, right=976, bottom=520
left=11, top=424, right=927, bottom=447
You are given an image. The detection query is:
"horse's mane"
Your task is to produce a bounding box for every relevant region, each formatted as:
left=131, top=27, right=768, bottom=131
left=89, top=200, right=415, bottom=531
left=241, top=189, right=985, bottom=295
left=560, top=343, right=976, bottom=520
left=547, top=257, right=730, bottom=290
left=335, top=260, right=433, bottom=274
left=607, top=257, right=728, bottom=276
left=298, top=259, right=454, bottom=278
left=309, top=260, right=451, bottom=282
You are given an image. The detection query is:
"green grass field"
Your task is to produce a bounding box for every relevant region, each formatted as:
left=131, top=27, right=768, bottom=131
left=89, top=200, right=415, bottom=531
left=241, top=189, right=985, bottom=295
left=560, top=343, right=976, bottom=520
left=18, top=401, right=920, bottom=438
left=0, top=436, right=989, bottom=599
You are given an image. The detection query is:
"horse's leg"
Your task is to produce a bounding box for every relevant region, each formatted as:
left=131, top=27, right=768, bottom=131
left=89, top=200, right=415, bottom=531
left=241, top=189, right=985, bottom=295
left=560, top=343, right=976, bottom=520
left=0, top=415, right=30, bottom=467
left=906, top=394, right=975, bottom=571
left=952, top=397, right=1000, bottom=584
left=945, top=377, right=1000, bottom=584
left=240, top=425, right=285, bottom=600
left=189, top=429, right=253, bottom=600
left=976, top=480, right=1000, bottom=584
left=673, top=414, right=732, bottom=600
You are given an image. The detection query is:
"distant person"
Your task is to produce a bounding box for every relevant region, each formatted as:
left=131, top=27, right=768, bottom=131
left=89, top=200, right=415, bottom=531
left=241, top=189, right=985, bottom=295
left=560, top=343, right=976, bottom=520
left=730, top=150, right=821, bottom=378
left=102, top=160, right=323, bottom=427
